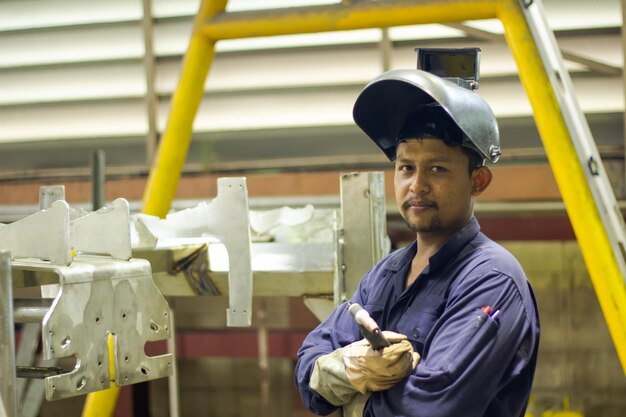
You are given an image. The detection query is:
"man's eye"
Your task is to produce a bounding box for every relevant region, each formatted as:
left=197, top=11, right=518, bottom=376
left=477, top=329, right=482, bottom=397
left=399, top=165, right=414, bottom=172
left=431, top=166, right=447, bottom=172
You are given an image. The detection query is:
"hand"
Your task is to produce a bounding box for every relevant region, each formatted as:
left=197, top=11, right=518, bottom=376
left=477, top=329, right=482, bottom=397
left=343, top=331, right=420, bottom=394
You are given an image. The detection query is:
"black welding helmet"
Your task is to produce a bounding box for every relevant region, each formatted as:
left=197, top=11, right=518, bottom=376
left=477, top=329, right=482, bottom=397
left=353, top=49, right=501, bottom=163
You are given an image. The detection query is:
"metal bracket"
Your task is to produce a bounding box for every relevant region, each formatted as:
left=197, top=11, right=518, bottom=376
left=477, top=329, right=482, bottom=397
left=334, top=172, right=388, bottom=303
left=10, top=257, right=173, bottom=401
left=201, top=178, right=252, bottom=326
left=0, top=200, right=71, bottom=266
left=0, top=251, right=16, bottom=417
left=333, top=215, right=346, bottom=306
left=137, top=178, right=253, bottom=327
left=71, top=198, right=132, bottom=260
left=39, top=186, right=65, bottom=210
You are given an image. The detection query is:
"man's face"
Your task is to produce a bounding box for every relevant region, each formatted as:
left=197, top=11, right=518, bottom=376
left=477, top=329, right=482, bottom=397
left=394, top=139, right=480, bottom=238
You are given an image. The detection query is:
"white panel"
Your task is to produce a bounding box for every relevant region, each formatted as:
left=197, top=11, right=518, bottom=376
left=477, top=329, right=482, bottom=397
left=153, top=18, right=382, bottom=55
left=0, top=75, right=620, bottom=144
left=389, top=24, right=466, bottom=41
left=155, top=39, right=583, bottom=96
left=152, top=0, right=337, bottom=16
left=154, top=76, right=622, bottom=135
left=153, top=19, right=194, bottom=56
left=0, top=0, right=141, bottom=31
left=152, top=0, right=200, bottom=18
left=0, top=63, right=146, bottom=106
left=216, top=29, right=382, bottom=52
left=543, top=0, right=621, bottom=30
left=0, top=0, right=619, bottom=150
left=0, top=101, right=147, bottom=143
left=156, top=47, right=382, bottom=93
left=467, top=0, right=620, bottom=33
left=188, top=89, right=357, bottom=131
left=558, top=34, right=623, bottom=67
left=571, top=77, right=625, bottom=112
left=224, top=0, right=338, bottom=12
left=0, top=25, right=144, bottom=68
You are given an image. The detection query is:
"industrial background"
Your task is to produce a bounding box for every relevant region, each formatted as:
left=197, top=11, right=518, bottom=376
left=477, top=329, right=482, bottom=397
left=0, top=0, right=625, bottom=416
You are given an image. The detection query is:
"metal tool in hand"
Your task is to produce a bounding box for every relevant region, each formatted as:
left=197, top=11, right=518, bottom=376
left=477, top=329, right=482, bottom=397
left=348, top=303, right=391, bottom=351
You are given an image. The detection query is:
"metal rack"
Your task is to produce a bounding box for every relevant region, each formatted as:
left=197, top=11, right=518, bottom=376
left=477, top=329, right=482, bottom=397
left=0, top=188, right=173, bottom=415
left=0, top=171, right=388, bottom=414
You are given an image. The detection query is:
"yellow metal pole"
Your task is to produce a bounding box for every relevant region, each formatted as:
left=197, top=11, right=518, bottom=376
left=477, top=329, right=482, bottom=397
left=202, top=0, right=497, bottom=40
left=140, top=0, right=626, bottom=374
left=498, top=0, right=626, bottom=373
left=142, top=0, right=498, bottom=217
left=142, top=0, right=228, bottom=217
left=81, top=335, right=119, bottom=417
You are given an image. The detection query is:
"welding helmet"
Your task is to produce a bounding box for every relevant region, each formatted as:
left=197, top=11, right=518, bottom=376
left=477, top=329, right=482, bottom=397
left=352, top=69, right=501, bottom=163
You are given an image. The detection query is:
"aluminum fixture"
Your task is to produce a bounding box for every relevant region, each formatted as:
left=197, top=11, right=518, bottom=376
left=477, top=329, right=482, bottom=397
left=0, top=251, right=16, bottom=417
left=142, top=0, right=626, bottom=374
left=334, top=172, right=388, bottom=305
left=137, top=177, right=253, bottom=326
left=2, top=197, right=173, bottom=401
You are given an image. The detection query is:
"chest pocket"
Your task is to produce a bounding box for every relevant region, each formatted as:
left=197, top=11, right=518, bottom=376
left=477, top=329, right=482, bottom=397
left=396, top=307, right=439, bottom=356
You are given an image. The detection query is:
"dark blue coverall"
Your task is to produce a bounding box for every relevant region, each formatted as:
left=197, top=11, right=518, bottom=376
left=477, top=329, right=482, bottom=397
left=295, top=218, right=540, bottom=417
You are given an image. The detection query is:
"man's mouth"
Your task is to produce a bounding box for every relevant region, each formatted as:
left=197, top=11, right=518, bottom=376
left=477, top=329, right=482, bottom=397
left=402, top=199, right=436, bottom=211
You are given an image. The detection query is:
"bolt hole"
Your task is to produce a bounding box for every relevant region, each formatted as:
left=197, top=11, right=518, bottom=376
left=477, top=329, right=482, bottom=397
left=76, top=377, right=86, bottom=391
left=149, top=321, right=159, bottom=332
left=124, top=376, right=128, bottom=382
left=125, top=356, right=129, bottom=362
left=98, top=361, right=102, bottom=368
left=122, top=313, right=127, bottom=319
left=140, top=367, right=150, bottom=376
left=95, top=317, right=100, bottom=324
left=61, top=336, right=71, bottom=348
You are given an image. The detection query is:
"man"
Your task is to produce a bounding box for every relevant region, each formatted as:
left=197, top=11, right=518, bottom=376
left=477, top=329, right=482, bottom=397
left=295, top=60, right=540, bottom=417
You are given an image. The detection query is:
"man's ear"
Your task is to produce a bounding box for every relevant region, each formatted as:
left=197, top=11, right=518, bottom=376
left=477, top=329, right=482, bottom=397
left=471, top=166, right=493, bottom=196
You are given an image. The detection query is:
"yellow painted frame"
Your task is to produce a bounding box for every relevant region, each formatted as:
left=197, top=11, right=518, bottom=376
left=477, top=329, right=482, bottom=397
left=135, top=3, right=625, bottom=414
left=141, top=0, right=626, bottom=372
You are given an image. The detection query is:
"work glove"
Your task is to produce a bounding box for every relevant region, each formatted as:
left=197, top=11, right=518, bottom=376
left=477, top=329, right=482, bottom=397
left=310, top=346, right=357, bottom=406
left=343, top=331, right=419, bottom=394
left=310, top=331, right=419, bottom=410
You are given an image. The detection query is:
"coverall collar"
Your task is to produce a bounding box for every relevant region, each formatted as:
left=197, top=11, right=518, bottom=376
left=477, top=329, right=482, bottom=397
left=385, top=217, right=481, bottom=274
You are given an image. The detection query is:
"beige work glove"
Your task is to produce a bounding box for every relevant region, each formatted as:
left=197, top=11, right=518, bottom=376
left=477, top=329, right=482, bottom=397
left=310, top=346, right=358, bottom=406
left=343, top=331, right=420, bottom=394
left=309, top=331, right=419, bottom=414
left=310, top=348, right=370, bottom=417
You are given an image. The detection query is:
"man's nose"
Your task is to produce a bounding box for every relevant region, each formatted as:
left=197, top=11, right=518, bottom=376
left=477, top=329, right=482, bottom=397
left=409, top=170, right=429, bottom=194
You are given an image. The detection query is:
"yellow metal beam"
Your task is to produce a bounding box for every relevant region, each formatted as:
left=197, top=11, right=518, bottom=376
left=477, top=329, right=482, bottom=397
left=498, top=0, right=626, bottom=372
left=142, top=0, right=498, bottom=218
left=142, top=0, right=228, bottom=217
left=81, top=335, right=119, bottom=417
left=202, top=0, right=497, bottom=40
left=142, top=0, right=626, bottom=375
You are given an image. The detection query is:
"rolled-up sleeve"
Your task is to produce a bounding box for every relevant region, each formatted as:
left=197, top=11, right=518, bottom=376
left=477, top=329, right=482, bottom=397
left=365, top=271, right=538, bottom=417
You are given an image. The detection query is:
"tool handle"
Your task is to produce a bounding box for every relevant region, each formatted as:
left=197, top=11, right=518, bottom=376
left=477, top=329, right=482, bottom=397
left=348, top=303, right=391, bottom=351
